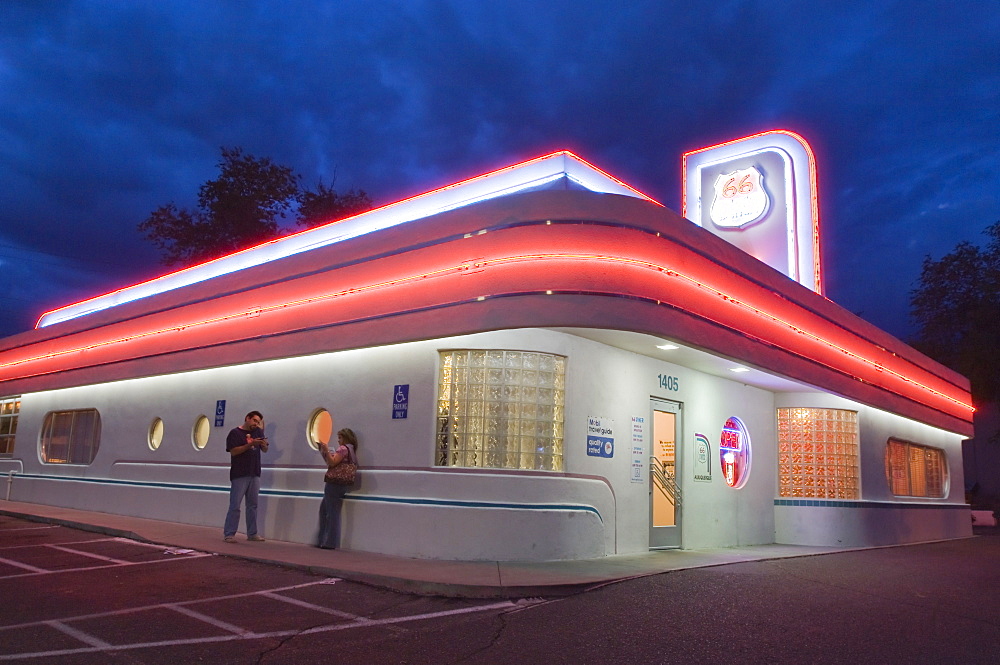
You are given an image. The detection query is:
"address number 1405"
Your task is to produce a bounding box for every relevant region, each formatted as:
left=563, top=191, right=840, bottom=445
left=658, top=374, right=680, bottom=391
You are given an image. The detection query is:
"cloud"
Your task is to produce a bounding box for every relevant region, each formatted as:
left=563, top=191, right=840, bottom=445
left=0, top=0, right=998, bottom=340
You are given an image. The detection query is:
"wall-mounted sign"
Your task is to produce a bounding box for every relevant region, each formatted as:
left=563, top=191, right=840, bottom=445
left=587, top=416, right=615, bottom=458
left=682, top=130, right=822, bottom=294
left=215, top=399, right=226, bottom=427
left=693, top=432, right=712, bottom=482
left=719, top=416, right=752, bottom=489
left=392, top=384, right=409, bottom=419
left=631, top=416, right=646, bottom=483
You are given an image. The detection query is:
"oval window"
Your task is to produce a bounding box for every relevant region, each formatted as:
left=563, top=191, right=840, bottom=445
left=148, top=417, right=164, bottom=451
left=192, top=415, right=211, bottom=450
left=307, top=408, right=333, bottom=450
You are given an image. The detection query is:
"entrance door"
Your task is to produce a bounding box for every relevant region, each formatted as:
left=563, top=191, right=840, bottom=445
left=649, top=398, right=681, bottom=549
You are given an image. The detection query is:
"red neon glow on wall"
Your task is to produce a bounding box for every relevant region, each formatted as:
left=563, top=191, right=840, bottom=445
left=36, top=151, right=662, bottom=329
left=2, top=223, right=974, bottom=423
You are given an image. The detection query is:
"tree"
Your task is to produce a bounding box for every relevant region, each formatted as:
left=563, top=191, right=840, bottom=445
left=140, top=148, right=375, bottom=266
left=297, top=179, right=373, bottom=229
left=910, top=221, right=1000, bottom=401
left=139, top=147, right=300, bottom=266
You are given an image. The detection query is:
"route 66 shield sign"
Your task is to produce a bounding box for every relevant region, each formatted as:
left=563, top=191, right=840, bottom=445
left=709, top=166, right=769, bottom=228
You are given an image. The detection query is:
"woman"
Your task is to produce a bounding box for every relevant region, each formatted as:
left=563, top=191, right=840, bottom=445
left=317, top=428, right=358, bottom=549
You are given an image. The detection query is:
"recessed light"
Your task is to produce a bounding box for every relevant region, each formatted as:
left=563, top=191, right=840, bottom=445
left=729, top=367, right=750, bottom=373
left=656, top=343, right=679, bottom=350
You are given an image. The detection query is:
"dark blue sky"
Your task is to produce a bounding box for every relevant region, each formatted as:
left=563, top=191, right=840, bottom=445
left=1, top=1, right=998, bottom=341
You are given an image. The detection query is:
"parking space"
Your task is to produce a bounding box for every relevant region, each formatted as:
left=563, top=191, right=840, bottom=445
left=0, top=515, right=532, bottom=663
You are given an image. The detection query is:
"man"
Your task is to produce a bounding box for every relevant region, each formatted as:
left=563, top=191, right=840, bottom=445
left=223, top=410, right=269, bottom=543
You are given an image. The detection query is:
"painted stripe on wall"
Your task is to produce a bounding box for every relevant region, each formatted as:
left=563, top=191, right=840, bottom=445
left=8, top=473, right=603, bottom=521
left=774, top=498, right=969, bottom=510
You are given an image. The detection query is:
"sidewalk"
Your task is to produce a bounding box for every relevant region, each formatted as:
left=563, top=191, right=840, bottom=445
left=1, top=499, right=860, bottom=598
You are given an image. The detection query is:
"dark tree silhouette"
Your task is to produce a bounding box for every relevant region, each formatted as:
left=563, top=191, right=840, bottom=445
left=298, top=180, right=373, bottom=229
left=138, top=147, right=300, bottom=266
left=910, top=221, right=1000, bottom=401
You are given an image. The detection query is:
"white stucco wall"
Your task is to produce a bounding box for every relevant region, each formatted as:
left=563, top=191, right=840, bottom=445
left=1, top=328, right=971, bottom=560
left=772, top=392, right=971, bottom=546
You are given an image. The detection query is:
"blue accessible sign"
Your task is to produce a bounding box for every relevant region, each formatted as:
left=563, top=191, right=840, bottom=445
left=215, top=400, right=226, bottom=427
left=393, top=384, right=409, bottom=419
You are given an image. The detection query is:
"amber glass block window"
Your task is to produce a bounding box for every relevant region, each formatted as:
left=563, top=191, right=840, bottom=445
left=885, top=438, right=947, bottom=498
left=40, top=409, right=102, bottom=465
left=777, top=408, right=860, bottom=499
left=0, top=396, right=20, bottom=456
left=437, top=350, right=566, bottom=470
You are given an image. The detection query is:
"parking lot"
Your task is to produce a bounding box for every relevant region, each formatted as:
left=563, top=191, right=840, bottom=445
left=6, top=512, right=1000, bottom=664
left=0, top=515, right=535, bottom=663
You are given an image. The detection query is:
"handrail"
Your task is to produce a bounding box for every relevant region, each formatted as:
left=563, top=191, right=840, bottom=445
left=650, top=456, right=681, bottom=508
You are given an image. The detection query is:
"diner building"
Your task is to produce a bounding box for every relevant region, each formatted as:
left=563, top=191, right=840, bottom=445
left=0, top=146, right=973, bottom=560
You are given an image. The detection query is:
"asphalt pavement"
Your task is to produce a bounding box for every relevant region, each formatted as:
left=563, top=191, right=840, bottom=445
left=0, top=498, right=954, bottom=598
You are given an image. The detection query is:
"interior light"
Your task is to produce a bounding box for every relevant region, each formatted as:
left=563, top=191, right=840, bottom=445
left=729, top=367, right=750, bottom=373
left=656, top=343, right=679, bottom=350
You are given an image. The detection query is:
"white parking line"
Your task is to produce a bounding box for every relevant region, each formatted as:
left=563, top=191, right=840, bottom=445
left=0, top=598, right=531, bottom=661
left=0, top=537, right=118, bottom=552
left=167, top=605, right=252, bottom=636
left=0, top=580, right=337, bottom=631
left=0, top=551, right=212, bottom=580
left=0, top=556, right=47, bottom=574
left=45, top=621, right=112, bottom=649
left=259, top=591, right=364, bottom=621
left=46, top=544, right=131, bottom=565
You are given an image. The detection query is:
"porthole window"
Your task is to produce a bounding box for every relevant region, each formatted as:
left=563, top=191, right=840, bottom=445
left=307, top=408, right=333, bottom=450
left=148, top=418, right=164, bottom=451
left=192, top=415, right=210, bottom=450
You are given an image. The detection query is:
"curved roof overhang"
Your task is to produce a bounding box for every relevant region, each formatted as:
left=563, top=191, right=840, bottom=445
left=0, top=188, right=973, bottom=436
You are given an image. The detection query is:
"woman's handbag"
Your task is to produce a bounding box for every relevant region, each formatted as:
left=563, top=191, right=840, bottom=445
left=324, top=460, right=357, bottom=485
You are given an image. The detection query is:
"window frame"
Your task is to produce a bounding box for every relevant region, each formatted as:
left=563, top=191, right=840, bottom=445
left=39, top=408, right=102, bottom=465
left=884, top=437, right=948, bottom=499
left=0, top=396, right=20, bottom=457
left=307, top=408, right=333, bottom=450
left=776, top=407, right=861, bottom=500
left=192, top=415, right=211, bottom=450
left=436, top=349, right=566, bottom=471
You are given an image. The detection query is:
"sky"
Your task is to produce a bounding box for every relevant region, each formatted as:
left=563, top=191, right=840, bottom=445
left=1, top=0, right=998, bottom=342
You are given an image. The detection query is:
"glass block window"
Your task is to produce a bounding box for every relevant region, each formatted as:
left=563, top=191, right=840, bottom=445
left=885, top=438, right=947, bottom=498
left=777, top=408, right=860, bottom=499
left=437, top=350, right=566, bottom=470
left=0, top=396, right=20, bottom=456
left=40, top=409, right=102, bottom=465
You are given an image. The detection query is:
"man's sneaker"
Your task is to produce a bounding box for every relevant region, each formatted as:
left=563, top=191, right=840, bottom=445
left=247, top=535, right=265, bottom=542
left=224, top=536, right=236, bottom=543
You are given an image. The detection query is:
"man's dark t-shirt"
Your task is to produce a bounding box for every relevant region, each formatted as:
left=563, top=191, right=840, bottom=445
left=227, top=426, right=263, bottom=480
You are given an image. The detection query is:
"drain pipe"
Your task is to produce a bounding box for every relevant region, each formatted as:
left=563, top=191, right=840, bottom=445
left=5, top=471, right=13, bottom=501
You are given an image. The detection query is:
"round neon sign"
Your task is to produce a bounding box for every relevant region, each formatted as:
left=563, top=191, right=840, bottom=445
left=719, top=416, right=751, bottom=489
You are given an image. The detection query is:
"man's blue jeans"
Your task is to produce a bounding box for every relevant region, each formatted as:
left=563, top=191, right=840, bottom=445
left=224, top=475, right=260, bottom=538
